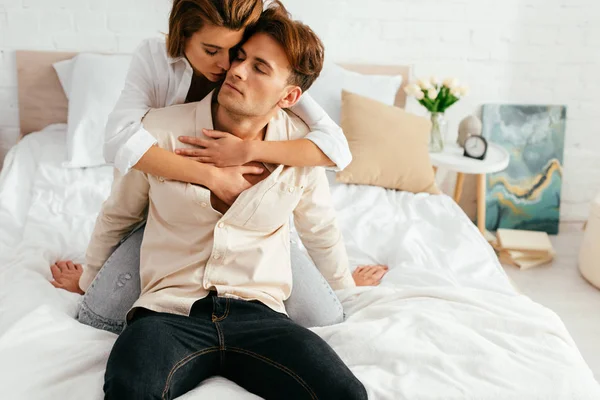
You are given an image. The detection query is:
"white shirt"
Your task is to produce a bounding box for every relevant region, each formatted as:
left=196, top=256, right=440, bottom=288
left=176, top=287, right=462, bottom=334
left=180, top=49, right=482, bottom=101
left=103, top=37, right=352, bottom=175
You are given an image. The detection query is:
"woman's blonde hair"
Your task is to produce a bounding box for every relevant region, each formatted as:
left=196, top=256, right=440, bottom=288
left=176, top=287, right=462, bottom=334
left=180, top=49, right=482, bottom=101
left=167, top=0, right=263, bottom=58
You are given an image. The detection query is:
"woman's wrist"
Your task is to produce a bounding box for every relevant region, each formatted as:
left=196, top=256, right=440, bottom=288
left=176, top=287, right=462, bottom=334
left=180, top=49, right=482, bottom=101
left=190, top=161, right=219, bottom=188
left=246, top=140, right=261, bottom=163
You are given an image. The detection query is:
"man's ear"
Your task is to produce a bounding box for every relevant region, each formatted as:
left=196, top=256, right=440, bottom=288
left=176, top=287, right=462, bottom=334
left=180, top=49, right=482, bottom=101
left=278, top=86, right=303, bottom=109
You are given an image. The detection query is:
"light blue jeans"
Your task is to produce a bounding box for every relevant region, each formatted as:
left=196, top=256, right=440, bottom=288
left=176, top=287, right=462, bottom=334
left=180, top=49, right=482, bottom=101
left=77, top=225, right=344, bottom=334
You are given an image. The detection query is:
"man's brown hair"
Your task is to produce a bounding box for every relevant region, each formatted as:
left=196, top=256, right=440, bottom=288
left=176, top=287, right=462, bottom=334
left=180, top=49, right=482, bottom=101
left=248, top=1, right=325, bottom=93
left=167, top=0, right=263, bottom=58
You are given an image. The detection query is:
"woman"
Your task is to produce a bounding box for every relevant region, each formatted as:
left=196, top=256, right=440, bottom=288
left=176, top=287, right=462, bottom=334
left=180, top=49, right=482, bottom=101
left=50, top=0, right=388, bottom=333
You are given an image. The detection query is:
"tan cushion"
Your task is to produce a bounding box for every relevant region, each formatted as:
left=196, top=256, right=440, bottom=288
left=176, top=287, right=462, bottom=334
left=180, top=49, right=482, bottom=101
left=16, top=50, right=76, bottom=137
left=336, top=90, right=440, bottom=194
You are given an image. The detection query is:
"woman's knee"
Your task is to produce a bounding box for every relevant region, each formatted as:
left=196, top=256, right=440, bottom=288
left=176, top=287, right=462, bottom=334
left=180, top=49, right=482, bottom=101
left=77, top=229, right=143, bottom=326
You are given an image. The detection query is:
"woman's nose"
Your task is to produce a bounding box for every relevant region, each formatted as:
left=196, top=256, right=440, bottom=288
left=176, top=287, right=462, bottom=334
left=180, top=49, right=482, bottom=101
left=216, top=54, right=230, bottom=72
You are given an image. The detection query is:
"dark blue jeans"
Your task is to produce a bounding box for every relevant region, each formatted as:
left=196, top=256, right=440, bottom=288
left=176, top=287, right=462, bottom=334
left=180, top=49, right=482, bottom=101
left=104, top=293, right=367, bottom=400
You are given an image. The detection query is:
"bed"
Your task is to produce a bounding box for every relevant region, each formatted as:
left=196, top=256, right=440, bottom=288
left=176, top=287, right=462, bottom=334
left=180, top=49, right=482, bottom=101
left=0, top=50, right=598, bottom=399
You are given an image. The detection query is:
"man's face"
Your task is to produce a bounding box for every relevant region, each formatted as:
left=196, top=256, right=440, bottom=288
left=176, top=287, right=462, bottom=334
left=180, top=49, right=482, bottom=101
left=217, top=33, right=297, bottom=117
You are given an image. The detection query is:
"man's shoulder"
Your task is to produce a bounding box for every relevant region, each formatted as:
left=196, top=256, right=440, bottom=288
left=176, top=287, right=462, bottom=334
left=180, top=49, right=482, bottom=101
left=273, top=109, right=310, bottom=141
left=142, top=103, right=198, bottom=149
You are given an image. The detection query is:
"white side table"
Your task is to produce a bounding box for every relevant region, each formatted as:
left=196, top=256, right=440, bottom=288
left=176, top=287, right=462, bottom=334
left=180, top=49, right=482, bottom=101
left=429, top=143, right=510, bottom=234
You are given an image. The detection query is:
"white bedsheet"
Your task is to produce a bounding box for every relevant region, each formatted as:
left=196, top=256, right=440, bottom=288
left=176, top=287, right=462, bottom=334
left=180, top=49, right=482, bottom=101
left=0, top=125, right=598, bottom=399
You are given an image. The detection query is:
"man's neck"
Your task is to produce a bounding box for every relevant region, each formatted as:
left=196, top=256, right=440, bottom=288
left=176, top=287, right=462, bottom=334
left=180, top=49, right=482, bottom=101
left=211, top=96, right=275, bottom=142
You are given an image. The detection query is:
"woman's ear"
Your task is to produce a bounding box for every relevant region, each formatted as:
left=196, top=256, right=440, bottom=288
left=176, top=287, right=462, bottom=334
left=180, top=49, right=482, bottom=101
left=278, top=86, right=303, bottom=109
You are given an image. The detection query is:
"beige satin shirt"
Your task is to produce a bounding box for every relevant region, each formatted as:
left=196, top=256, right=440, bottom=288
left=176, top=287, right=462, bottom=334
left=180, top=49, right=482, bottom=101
left=81, top=92, right=355, bottom=317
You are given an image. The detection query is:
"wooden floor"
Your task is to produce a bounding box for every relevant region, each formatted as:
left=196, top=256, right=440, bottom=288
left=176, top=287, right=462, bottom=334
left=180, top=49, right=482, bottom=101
left=500, top=222, right=600, bottom=383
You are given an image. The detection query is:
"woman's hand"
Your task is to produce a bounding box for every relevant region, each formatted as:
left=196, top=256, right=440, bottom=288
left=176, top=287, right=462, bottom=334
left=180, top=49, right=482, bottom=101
left=50, top=261, right=85, bottom=295
left=352, top=265, right=389, bottom=286
left=210, top=165, right=264, bottom=205
left=177, top=129, right=251, bottom=167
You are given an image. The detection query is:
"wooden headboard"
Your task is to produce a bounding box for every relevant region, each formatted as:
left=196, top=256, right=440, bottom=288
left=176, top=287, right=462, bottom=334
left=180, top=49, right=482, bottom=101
left=15, top=50, right=410, bottom=136
left=16, top=50, right=77, bottom=136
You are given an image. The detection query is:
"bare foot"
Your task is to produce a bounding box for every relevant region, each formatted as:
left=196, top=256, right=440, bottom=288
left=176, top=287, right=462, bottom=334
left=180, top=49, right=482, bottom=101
left=50, top=260, right=84, bottom=295
left=352, top=265, right=389, bottom=286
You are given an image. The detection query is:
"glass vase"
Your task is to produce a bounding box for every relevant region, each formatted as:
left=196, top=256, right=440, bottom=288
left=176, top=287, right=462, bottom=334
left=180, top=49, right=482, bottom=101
left=429, top=112, right=447, bottom=153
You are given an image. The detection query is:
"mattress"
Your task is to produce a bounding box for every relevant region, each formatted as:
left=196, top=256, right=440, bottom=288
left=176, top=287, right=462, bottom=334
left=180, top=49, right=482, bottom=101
left=0, top=125, right=598, bottom=399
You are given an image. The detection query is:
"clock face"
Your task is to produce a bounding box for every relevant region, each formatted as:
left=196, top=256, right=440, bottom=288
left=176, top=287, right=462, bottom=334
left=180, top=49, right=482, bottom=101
left=465, top=136, right=486, bottom=158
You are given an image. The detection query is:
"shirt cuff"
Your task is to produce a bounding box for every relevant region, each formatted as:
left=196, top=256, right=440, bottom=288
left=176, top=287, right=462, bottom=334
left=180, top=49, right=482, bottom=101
left=329, top=272, right=356, bottom=290
left=305, top=131, right=352, bottom=172
left=79, top=265, right=96, bottom=292
left=113, top=126, right=157, bottom=175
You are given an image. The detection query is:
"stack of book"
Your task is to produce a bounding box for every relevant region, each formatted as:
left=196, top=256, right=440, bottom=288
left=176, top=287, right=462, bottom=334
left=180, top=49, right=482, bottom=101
left=494, top=228, right=555, bottom=269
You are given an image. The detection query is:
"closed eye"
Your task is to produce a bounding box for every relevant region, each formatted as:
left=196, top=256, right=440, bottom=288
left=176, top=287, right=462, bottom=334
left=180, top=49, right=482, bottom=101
left=205, top=49, right=218, bottom=56
left=233, top=50, right=245, bottom=62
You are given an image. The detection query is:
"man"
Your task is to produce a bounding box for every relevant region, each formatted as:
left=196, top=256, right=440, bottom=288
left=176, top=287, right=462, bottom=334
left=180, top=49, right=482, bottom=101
left=88, top=4, right=368, bottom=400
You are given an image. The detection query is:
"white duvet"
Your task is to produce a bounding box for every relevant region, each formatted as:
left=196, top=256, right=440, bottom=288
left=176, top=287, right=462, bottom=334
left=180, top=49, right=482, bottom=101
left=0, top=125, right=598, bottom=399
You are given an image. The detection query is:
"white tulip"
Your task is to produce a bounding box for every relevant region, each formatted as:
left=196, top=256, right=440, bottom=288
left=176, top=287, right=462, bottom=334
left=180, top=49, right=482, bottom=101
left=451, top=88, right=461, bottom=97
left=427, top=88, right=438, bottom=100
left=443, top=77, right=459, bottom=89
left=459, top=85, right=469, bottom=96
left=417, top=78, right=432, bottom=90
left=403, top=83, right=421, bottom=96
left=430, top=76, right=439, bottom=86
left=415, top=90, right=425, bottom=100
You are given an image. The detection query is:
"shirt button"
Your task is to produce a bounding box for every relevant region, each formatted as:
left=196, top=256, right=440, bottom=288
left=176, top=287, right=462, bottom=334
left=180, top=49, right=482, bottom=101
left=200, top=202, right=208, bottom=208
left=288, top=187, right=294, bottom=193
left=158, top=176, right=165, bottom=182
left=218, top=222, right=225, bottom=228
left=213, top=254, right=221, bottom=260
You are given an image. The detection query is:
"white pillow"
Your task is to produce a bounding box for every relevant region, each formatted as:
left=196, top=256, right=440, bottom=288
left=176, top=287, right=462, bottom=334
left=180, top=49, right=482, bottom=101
left=307, top=62, right=403, bottom=125
left=63, top=53, right=132, bottom=168
left=53, top=58, right=75, bottom=99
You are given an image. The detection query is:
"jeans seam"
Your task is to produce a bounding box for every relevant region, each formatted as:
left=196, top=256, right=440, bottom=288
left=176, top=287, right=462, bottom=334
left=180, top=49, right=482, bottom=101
left=214, top=322, right=226, bottom=371
left=161, top=347, right=219, bottom=400
left=213, top=298, right=231, bottom=322
left=228, top=347, right=318, bottom=400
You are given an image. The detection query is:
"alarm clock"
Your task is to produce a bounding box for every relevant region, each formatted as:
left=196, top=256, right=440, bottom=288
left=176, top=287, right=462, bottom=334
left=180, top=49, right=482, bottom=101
left=457, top=115, right=482, bottom=148
left=463, top=135, right=488, bottom=160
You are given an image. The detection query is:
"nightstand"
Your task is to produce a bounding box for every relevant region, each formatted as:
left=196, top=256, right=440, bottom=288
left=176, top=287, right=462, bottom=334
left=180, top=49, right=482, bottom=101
left=430, top=143, right=510, bottom=235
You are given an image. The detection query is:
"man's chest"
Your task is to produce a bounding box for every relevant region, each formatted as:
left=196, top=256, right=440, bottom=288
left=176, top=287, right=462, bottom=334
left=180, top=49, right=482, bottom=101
left=148, top=166, right=306, bottom=232
left=209, top=161, right=272, bottom=214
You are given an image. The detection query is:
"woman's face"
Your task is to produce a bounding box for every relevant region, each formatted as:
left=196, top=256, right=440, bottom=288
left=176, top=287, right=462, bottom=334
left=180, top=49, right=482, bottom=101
left=184, top=24, right=245, bottom=82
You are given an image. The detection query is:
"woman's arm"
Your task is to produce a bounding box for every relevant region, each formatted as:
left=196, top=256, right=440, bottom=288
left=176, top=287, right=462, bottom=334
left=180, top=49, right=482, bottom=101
left=134, top=146, right=217, bottom=187
left=246, top=93, right=352, bottom=169
left=103, top=39, right=162, bottom=175
left=249, top=93, right=352, bottom=170
left=103, top=39, right=219, bottom=187
left=286, top=92, right=352, bottom=170
left=177, top=93, right=353, bottom=170
left=247, top=138, right=335, bottom=167
left=137, top=146, right=264, bottom=206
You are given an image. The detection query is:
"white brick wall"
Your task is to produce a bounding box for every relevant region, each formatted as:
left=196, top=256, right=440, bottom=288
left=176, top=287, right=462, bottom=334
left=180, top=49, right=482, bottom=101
left=0, top=0, right=598, bottom=221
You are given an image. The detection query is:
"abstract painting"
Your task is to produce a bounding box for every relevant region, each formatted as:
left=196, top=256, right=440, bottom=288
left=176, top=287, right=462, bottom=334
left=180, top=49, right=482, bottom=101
left=481, top=104, right=566, bottom=234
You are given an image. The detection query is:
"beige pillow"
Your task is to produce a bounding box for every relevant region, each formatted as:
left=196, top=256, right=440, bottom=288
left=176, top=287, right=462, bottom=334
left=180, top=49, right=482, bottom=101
left=336, top=90, right=440, bottom=194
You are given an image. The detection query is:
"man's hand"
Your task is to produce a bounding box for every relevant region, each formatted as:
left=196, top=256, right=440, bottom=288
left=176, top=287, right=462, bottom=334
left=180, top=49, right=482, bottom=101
left=176, top=129, right=251, bottom=167
left=210, top=165, right=265, bottom=206
left=50, top=261, right=85, bottom=295
left=352, top=265, right=389, bottom=286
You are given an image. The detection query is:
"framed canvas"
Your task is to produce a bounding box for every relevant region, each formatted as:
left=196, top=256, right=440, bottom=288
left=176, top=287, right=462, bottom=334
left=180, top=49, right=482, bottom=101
left=481, top=104, right=566, bottom=234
